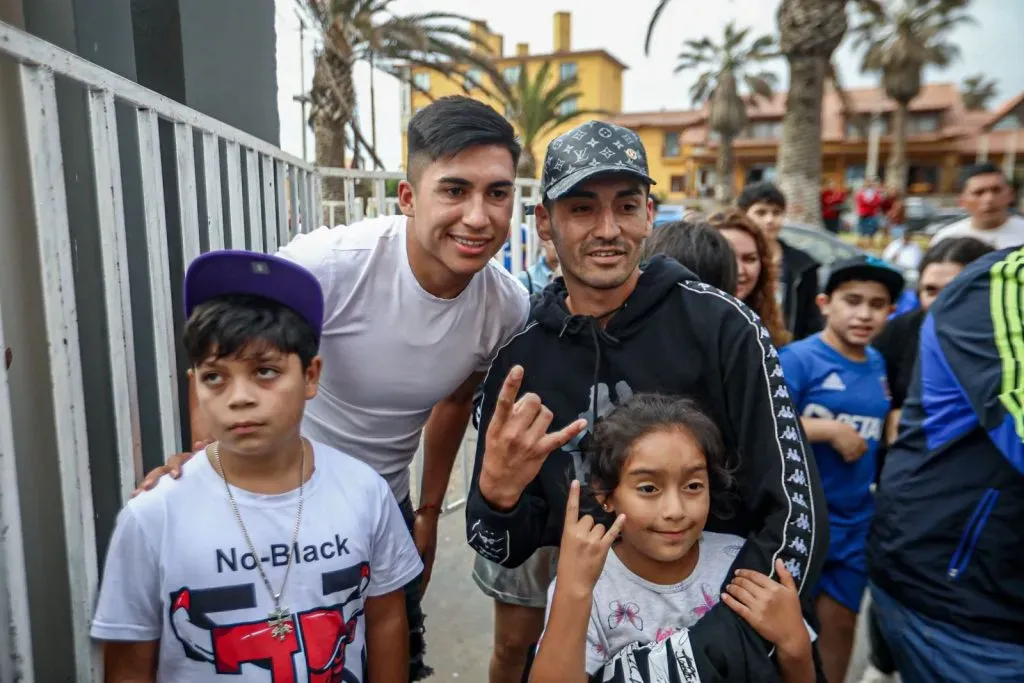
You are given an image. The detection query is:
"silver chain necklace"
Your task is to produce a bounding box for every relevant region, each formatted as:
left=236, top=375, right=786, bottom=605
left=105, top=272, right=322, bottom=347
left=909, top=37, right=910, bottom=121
left=212, top=440, right=306, bottom=641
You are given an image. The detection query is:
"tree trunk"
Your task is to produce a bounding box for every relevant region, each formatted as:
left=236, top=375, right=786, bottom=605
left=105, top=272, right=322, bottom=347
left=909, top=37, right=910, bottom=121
left=517, top=146, right=537, bottom=179
left=887, top=102, right=909, bottom=192
left=715, top=134, right=735, bottom=205
left=310, top=50, right=355, bottom=202
left=777, top=54, right=827, bottom=227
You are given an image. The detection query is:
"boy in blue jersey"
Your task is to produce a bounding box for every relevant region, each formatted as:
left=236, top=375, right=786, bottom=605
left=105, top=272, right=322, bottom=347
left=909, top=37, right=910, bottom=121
left=779, top=255, right=904, bottom=683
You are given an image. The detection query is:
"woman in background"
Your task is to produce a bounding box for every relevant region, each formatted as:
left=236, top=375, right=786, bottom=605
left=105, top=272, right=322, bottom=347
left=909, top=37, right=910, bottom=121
left=709, top=210, right=791, bottom=348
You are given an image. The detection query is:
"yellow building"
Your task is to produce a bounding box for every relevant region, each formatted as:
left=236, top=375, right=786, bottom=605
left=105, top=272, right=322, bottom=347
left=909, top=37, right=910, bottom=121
left=611, top=83, right=1024, bottom=202
left=400, top=12, right=627, bottom=177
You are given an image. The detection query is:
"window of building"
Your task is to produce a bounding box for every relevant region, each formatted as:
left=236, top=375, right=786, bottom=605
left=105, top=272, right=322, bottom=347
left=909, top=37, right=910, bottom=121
left=412, top=72, right=430, bottom=91
left=663, top=131, right=681, bottom=157
left=670, top=175, right=687, bottom=193
left=845, top=114, right=890, bottom=138
left=464, top=68, right=482, bottom=90
left=558, top=97, right=578, bottom=116
left=993, top=113, right=1022, bottom=131
left=503, top=65, right=522, bottom=84
left=908, top=112, right=941, bottom=134
left=559, top=61, right=578, bottom=82
left=746, top=120, right=782, bottom=139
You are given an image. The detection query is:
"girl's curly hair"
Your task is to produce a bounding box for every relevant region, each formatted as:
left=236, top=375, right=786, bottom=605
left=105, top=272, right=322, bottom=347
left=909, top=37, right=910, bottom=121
left=708, top=210, right=792, bottom=348
left=584, top=393, right=737, bottom=520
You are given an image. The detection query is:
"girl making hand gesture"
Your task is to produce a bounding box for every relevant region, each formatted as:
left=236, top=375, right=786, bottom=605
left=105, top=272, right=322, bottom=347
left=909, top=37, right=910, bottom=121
left=530, top=394, right=815, bottom=683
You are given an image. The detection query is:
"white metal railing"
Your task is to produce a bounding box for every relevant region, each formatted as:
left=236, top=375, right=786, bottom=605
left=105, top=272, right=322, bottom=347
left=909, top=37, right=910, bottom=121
left=0, top=19, right=542, bottom=683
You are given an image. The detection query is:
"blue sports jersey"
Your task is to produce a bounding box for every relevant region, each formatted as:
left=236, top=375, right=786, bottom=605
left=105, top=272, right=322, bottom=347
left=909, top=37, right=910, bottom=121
left=780, top=334, right=891, bottom=526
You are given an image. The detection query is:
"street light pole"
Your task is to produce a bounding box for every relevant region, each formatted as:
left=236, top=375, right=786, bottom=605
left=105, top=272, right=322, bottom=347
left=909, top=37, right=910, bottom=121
left=294, top=9, right=308, bottom=162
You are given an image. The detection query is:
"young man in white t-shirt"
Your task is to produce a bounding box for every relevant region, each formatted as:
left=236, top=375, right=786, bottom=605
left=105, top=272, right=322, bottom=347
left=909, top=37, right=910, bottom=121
left=931, top=163, right=1024, bottom=249
left=92, top=250, right=423, bottom=682
left=136, top=96, right=530, bottom=680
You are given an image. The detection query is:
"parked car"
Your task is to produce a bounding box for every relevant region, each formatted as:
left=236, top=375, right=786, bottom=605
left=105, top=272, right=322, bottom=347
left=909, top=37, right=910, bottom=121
left=780, top=224, right=918, bottom=293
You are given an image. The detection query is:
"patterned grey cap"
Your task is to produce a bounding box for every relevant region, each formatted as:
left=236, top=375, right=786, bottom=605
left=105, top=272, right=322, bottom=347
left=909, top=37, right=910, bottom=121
left=541, top=120, right=656, bottom=201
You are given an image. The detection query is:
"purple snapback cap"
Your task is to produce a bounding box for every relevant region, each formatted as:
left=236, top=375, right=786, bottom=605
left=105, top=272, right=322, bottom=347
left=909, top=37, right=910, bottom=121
left=183, top=250, right=325, bottom=340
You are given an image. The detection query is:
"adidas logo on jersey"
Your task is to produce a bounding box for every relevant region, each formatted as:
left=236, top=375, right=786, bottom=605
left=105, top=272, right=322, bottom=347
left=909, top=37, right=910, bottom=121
left=821, top=372, right=846, bottom=391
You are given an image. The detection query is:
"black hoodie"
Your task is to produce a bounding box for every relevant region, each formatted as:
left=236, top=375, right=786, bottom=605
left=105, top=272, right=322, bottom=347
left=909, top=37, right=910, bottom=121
left=779, top=240, right=823, bottom=340
left=466, top=256, right=828, bottom=681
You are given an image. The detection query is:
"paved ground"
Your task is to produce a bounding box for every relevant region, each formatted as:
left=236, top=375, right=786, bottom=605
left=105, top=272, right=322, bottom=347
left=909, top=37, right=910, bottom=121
left=421, top=511, right=494, bottom=681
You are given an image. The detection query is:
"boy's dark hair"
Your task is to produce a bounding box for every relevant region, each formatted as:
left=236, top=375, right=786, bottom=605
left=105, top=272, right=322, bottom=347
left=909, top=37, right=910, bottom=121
left=643, top=221, right=738, bottom=294
left=959, top=162, right=1008, bottom=192
left=585, top=394, right=736, bottom=519
left=406, top=96, right=521, bottom=184
left=919, top=236, right=994, bottom=275
left=737, top=181, right=787, bottom=211
left=183, top=294, right=319, bottom=370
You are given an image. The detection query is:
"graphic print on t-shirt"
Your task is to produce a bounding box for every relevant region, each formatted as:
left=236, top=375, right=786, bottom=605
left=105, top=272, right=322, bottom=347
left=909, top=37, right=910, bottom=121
left=90, top=444, right=424, bottom=683
left=168, top=562, right=370, bottom=683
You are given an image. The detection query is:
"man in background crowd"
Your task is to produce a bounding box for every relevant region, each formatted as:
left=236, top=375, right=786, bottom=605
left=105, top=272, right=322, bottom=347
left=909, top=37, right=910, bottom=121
left=868, top=245, right=1024, bottom=683
left=822, top=177, right=847, bottom=235
left=931, top=164, right=1024, bottom=249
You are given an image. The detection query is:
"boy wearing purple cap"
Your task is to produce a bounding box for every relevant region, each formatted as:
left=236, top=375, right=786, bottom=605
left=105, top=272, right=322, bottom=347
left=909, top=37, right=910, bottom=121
left=91, top=251, right=423, bottom=682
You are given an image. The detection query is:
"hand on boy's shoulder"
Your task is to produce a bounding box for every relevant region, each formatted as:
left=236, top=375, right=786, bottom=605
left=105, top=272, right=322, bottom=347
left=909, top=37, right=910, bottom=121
left=131, top=440, right=210, bottom=498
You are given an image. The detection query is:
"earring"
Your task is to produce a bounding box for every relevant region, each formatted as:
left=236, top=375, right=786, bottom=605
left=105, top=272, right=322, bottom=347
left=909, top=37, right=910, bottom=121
left=603, top=504, right=612, bottom=512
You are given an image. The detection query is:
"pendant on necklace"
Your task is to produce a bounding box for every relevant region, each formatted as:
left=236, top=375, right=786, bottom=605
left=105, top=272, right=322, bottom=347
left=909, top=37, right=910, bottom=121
left=268, top=605, right=293, bottom=640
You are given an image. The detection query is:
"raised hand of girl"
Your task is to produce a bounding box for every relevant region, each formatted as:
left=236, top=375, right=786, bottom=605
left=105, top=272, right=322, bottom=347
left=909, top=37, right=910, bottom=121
left=556, top=480, right=626, bottom=597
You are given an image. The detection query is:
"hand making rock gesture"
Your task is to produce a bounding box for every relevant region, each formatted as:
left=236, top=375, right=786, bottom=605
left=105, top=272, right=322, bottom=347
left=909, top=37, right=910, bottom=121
left=555, top=480, right=626, bottom=595
left=478, top=365, right=587, bottom=510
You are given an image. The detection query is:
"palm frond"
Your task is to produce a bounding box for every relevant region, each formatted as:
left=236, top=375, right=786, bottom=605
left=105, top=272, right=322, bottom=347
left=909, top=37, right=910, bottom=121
left=644, top=0, right=675, bottom=55
left=688, top=71, right=716, bottom=104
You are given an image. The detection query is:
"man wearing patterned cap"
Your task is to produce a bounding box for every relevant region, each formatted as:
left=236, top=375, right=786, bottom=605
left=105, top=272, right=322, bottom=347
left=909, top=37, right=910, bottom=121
left=467, top=120, right=828, bottom=681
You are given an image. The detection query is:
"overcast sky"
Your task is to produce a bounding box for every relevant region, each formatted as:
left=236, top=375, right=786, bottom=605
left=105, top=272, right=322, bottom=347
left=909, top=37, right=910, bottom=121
left=275, top=0, right=1024, bottom=169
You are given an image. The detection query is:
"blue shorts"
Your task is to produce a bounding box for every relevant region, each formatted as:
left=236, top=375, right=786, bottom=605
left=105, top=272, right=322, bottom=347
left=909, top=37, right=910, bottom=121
left=857, top=216, right=879, bottom=237
left=814, top=521, right=868, bottom=613
left=870, top=583, right=1024, bottom=683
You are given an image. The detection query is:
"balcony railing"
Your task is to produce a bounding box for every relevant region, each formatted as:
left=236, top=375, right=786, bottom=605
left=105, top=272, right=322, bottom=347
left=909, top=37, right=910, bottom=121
left=0, top=19, right=539, bottom=683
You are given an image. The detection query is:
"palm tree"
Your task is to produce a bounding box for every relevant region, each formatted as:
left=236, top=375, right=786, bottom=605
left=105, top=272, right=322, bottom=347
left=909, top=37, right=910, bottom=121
left=495, top=63, right=609, bottom=178
left=961, top=74, right=999, bottom=111
left=672, top=22, right=778, bottom=204
left=646, top=1, right=881, bottom=226
left=775, top=0, right=881, bottom=226
left=299, top=0, right=502, bottom=200
left=851, top=0, right=972, bottom=191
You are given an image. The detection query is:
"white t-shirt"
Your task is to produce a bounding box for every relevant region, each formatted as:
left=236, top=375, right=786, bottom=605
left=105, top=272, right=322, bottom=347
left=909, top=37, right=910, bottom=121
left=90, top=441, right=422, bottom=683
left=930, top=214, right=1024, bottom=250
left=882, top=239, right=923, bottom=270
left=277, top=216, right=530, bottom=500
left=543, top=531, right=745, bottom=675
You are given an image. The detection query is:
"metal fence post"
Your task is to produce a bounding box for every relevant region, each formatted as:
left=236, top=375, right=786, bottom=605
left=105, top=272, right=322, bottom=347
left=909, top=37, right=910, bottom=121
left=21, top=63, right=100, bottom=683
left=87, top=89, right=143, bottom=504
left=137, top=109, right=182, bottom=457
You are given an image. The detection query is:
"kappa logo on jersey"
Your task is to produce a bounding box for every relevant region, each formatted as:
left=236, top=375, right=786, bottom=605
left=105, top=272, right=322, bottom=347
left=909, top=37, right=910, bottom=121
left=821, top=372, right=847, bottom=391
left=169, top=561, right=370, bottom=682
